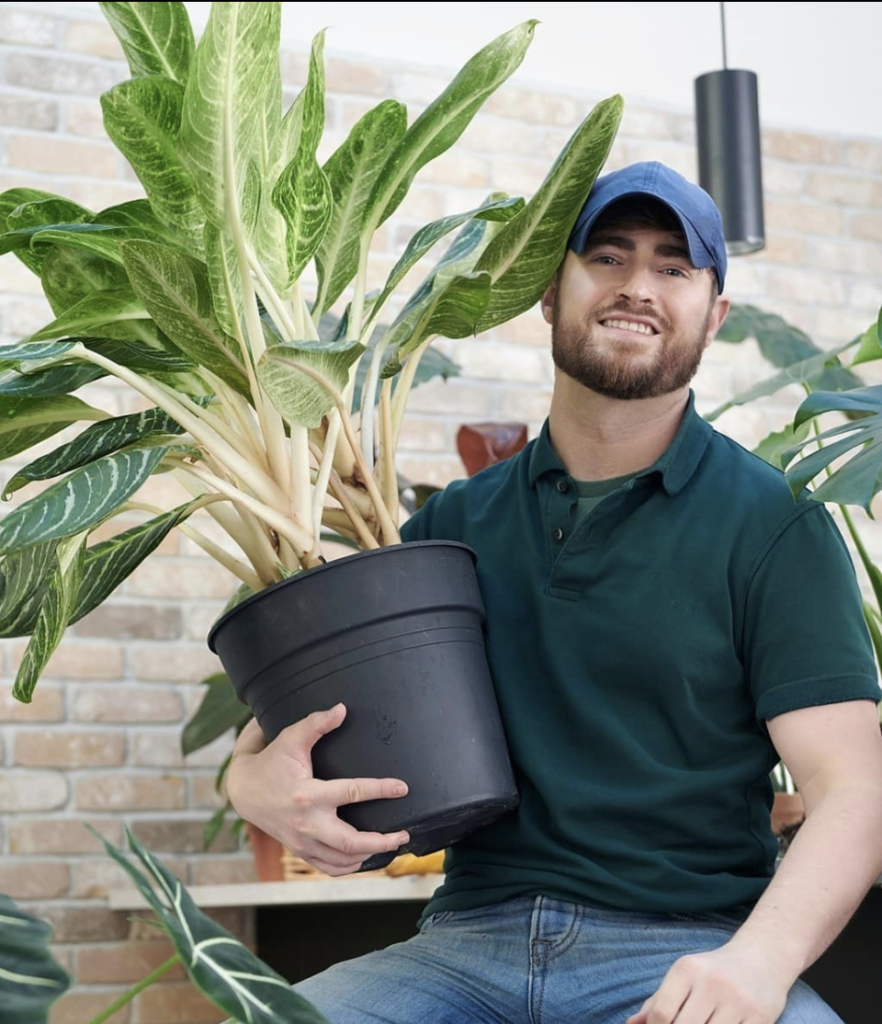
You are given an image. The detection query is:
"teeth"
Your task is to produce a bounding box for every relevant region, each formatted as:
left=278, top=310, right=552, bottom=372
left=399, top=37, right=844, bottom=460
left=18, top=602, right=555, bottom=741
left=604, top=319, right=654, bottom=335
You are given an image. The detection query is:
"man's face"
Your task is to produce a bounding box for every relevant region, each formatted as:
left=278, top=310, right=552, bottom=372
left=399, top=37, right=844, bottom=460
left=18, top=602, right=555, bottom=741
left=541, top=221, right=729, bottom=400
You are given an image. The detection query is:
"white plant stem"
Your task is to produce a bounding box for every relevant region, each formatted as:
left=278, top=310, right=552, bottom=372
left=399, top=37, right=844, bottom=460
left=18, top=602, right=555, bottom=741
left=312, top=410, right=342, bottom=545
left=72, top=344, right=287, bottom=512
left=359, top=338, right=387, bottom=467
left=172, top=470, right=280, bottom=586
left=183, top=462, right=314, bottom=562
left=378, top=376, right=399, bottom=525
left=391, top=336, right=433, bottom=445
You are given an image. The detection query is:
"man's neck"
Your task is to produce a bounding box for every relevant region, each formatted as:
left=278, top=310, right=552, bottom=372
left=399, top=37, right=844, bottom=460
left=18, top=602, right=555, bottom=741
left=547, top=376, right=691, bottom=482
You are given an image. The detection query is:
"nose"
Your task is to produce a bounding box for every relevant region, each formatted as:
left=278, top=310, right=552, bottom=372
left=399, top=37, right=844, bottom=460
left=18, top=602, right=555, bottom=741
left=617, top=263, right=656, bottom=304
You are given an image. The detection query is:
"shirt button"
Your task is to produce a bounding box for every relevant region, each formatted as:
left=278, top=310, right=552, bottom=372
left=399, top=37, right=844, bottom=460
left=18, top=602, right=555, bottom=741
left=556, top=478, right=569, bottom=493
left=552, top=527, right=565, bottom=542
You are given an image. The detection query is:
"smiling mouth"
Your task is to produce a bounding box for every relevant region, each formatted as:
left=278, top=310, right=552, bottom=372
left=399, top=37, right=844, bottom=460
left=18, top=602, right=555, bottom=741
left=600, top=318, right=658, bottom=336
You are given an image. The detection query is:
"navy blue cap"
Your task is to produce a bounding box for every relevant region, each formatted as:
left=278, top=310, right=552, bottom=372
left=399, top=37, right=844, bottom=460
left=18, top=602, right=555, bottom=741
left=568, top=162, right=727, bottom=292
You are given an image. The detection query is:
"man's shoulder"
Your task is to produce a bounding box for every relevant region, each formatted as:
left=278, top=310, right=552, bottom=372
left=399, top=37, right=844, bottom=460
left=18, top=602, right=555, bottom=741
left=703, top=427, right=811, bottom=509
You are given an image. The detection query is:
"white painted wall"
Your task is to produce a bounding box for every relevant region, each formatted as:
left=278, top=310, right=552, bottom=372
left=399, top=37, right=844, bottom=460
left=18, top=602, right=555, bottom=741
left=35, top=1, right=882, bottom=139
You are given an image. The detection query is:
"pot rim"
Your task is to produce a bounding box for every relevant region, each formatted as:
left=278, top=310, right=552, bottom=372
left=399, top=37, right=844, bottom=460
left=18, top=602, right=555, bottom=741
left=207, top=539, right=476, bottom=653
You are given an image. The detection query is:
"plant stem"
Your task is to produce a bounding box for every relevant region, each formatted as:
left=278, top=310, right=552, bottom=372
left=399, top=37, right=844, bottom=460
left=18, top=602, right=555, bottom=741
left=391, top=336, right=432, bottom=445
left=359, top=338, right=388, bottom=466
left=84, top=955, right=180, bottom=1024
left=378, top=376, right=399, bottom=525
left=184, top=462, right=316, bottom=563
left=72, top=345, right=286, bottom=511
left=312, top=447, right=379, bottom=550
left=312, top=411, right=343, bottom=546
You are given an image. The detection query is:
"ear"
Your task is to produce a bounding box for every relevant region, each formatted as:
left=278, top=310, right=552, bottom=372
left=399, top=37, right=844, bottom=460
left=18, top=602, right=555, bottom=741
left=704, top=296, right=730, bottom=348
left=540, top=277, right=557, bottom=325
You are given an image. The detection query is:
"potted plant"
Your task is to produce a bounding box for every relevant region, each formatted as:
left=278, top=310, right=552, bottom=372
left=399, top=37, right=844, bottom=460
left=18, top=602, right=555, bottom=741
left=0, top=1, right=622, bottom=863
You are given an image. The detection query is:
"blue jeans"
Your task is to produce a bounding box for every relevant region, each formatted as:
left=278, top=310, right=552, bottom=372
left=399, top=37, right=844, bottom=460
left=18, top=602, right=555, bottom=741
left=295, top=895, right=842, bottom=1023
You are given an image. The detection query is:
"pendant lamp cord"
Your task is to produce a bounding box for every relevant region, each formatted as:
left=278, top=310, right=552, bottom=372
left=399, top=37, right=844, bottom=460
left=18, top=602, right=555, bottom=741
left=720, top=1, right=729, bottom=68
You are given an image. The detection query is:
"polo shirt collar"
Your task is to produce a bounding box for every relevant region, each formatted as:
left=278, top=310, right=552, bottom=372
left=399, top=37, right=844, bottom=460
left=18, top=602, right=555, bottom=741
left=528, top=391, right=713, bottom=495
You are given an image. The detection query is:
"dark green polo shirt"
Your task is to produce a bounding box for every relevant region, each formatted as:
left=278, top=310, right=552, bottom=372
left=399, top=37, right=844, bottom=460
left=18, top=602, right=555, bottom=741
left=401, top=394, right=879, bottom=917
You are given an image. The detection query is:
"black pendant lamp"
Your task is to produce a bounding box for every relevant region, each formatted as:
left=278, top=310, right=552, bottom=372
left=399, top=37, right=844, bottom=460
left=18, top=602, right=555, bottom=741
left=694, top=1, right=765, bottom=255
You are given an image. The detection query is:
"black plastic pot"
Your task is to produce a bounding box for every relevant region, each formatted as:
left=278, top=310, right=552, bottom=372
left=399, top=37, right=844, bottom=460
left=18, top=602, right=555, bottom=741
left=208, top=541, right=518, bottom=867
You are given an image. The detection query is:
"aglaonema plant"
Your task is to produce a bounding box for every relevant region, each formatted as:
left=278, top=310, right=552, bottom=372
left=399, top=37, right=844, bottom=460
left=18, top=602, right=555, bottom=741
left=0, top=833, right=331, bottom=1024
left=0, top=1, right=623, bottom=704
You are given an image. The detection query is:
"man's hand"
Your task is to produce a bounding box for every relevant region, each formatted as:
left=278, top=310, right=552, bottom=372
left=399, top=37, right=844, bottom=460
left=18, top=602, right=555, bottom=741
left=626, top=942, right=789, bottom=1024
left=225, top=703, right=410, bottom=875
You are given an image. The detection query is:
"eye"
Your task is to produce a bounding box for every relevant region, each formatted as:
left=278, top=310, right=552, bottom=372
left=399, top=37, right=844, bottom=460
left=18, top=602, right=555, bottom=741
left=590, top=254, right=621, bottom=266
left=661, top=266, right=688, bottom=277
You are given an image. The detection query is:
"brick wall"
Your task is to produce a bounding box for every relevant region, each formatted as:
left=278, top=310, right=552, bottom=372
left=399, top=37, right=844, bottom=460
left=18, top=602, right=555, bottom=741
left=0, top=4, right=880, bottom=1022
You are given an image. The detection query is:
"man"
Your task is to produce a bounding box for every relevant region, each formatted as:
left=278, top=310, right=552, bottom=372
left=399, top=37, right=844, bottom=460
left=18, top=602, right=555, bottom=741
left=228, top=162, right=882, bottom=1023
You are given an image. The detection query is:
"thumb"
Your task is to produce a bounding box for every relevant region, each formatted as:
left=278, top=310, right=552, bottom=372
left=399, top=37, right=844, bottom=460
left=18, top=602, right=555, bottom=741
left=279, top=703, right=348, bottom=768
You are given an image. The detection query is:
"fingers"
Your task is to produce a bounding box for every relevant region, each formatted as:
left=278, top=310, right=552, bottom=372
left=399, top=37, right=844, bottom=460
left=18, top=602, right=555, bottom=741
left=323, top=776, right=409, bottom=807
left=291, top=826, right=409, bottom=876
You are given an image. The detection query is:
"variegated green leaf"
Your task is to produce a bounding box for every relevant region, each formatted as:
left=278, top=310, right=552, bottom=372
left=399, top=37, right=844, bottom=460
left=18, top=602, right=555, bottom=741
left=98, top=830, right=331, bottom=1024
left=0, top=447, right=169, bottom=554
left=4, top=406, right=191, bottom=497
left=40, top=245, right=130, bottom=315
left=0, top=223, right=124, bottom=264
left=0, top=363, right=106, bottom=398
left=179, top=2, right=281, bottom=228
left=387, top=271, right=492, bottom=358
left=12, top=531, right=87, bottom=702
left=101, top=76, right=203, bottom=249
left=474, top=93, right=623, bottom=332
left=0, top=342, right=77, bottom=364
left=258, top=342, right=364, bottom=428
left=0, top=541, right=59, bottom=639
left=29, top=287, right=149, bottom=343
left=72, top=501, right=199, bottom=625
left=203, top=223, right=244, bottom=339
left=181, top=673, right=249, bottom=756
left=0, top=502, right=199, bottom=638
left=85, top=335, right=194, bottom=375
left=272, top=31, right=331, bottom=285
left=0, top=187, right=68, bottom=229
left=1, top=195, right=92, bottom=274
left=6, top=197, right=92, bottom=233
left=119, top=239, right=248, bottom=392
left=377, top=216, right=504, bottom=365
left=99, top=1, right=195, bottom=84
left=0, top=893, right=70, bottom=1023
left=0, top=395, right=108, bottom=462
left=351, top=343, right=459, bottom=412
left=372, top=194, right=524, bottom=321
left=313, top=99, right=408, bottom=317
left=367, top=21, right=536, bottom=230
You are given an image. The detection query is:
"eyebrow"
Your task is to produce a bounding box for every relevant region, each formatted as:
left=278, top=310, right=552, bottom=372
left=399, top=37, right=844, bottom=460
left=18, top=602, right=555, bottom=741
left=584, top=234, right=693, bottom=262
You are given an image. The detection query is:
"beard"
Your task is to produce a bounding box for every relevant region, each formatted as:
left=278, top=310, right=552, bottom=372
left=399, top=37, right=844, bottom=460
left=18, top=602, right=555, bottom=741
left=551, top=296, right=714, bottom=401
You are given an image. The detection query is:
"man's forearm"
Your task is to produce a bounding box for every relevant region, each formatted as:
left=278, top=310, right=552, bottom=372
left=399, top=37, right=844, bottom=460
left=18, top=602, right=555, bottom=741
left=726, top=784, right=882, bottom=985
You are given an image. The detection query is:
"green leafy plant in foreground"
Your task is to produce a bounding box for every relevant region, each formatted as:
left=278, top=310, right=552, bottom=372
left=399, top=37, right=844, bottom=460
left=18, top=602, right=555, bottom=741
left=1, top=832, right=331, bottom=1024
left=0, top=0, right=623, bottom=706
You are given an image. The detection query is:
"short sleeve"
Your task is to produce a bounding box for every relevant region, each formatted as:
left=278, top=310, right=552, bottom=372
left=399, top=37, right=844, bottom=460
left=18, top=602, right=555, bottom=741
left=743, top=503, right=880, bottom=721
